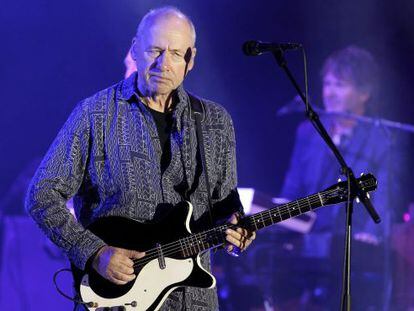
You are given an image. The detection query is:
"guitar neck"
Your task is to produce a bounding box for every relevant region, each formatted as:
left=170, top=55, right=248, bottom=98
left=178, top=191, right=327, bottom=257
left=132, top=173, right=377, bottom=273
left=239, top=192, right=325, bottom=232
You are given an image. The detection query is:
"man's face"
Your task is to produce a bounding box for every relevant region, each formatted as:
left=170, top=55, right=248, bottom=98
left=132, top=16, right=196, bottom=97
left=322, top=72, right=369, bottom=115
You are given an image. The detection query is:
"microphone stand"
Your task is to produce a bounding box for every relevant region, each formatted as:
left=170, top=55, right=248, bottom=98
left=271, top=49, right=381, bottom=311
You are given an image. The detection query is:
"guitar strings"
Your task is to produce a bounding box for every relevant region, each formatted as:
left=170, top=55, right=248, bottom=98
left=132, top=188, right=345, bottom=268
left=132, top=195, right=323, bottom=269
left=131, top=188, right=341, bottom=269
left=132, top=189, right=339, bottom=268
left=132, top=179, right=373, bottom=268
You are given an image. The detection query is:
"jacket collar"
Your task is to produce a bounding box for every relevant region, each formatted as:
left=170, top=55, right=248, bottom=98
left=119, top=72, right=191, bottom=130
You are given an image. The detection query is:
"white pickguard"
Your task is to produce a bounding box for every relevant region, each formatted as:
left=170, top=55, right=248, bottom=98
left=80, top=257, right=194, bottom=311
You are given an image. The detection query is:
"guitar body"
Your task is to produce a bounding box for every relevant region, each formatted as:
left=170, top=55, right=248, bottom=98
left=72, top=201, right=215, bottom=311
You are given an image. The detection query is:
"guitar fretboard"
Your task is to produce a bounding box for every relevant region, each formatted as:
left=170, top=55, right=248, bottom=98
left=178, top=192, right=326, bottom=258
left=131, top=174, right=376, bottom=272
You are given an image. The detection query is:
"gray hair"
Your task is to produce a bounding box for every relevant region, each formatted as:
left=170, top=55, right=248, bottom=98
left=136, top=6, right=196, bottom=46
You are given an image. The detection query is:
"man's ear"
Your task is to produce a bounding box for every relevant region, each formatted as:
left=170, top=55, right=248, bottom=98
left=185, top=47, right=197, bottom=73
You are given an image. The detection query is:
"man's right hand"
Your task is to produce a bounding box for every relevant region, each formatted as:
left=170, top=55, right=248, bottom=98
left=92, top=246, right=145, bottom=285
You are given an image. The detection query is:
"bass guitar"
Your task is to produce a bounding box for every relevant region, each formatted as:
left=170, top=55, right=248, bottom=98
left=72, top=173, right=377, bottom=310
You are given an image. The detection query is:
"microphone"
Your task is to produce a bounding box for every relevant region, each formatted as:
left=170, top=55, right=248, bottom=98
left=242, top=40, right=302, bottom=56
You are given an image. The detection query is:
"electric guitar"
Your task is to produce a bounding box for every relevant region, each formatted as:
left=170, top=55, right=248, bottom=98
left=72, top=173, right=377, bottom=310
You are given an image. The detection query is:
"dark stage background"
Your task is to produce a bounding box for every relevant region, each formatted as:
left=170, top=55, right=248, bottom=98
left=0, top=0, right=413, bottom=310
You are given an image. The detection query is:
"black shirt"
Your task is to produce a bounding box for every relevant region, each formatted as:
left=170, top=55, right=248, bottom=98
left=146, top=106, right=173, bottom=174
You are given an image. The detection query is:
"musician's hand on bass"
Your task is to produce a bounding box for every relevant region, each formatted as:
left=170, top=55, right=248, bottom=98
left=92, top=246, right=145, bottom=285
left=225, top=213, right=256, bottom=256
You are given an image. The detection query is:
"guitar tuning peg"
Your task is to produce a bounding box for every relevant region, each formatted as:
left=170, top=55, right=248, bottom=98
left=367, top=193, right=370, bottom=199
left=360, top=172, right=365, bottom=177
left=337, top=178, right=342, bottom=182
left=356, top=197, right=360, bottom=203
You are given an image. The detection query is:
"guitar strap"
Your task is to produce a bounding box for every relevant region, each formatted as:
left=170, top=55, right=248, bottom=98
left=187, top=92, right=215, bottom=227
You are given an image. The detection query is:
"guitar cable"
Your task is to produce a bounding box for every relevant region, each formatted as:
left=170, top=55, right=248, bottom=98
left=53, top=268, right=98, bottom=308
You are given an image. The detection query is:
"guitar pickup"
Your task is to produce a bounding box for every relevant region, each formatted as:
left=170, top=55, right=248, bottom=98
left=156, top=243, right=166, bottom=269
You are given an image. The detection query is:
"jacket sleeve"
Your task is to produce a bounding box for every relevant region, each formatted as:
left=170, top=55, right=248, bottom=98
left=25, top=101, right=106, bottom=270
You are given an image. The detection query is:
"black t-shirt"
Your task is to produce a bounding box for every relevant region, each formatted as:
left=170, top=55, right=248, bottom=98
left=146, top=106, right=173, bottom=174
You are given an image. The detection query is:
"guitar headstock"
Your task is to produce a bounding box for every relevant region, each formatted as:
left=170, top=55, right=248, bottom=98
left=321, top=173, right=378, bottom=205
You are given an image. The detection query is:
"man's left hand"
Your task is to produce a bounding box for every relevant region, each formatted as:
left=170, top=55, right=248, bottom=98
left=225, top=213, right=256, bottom=256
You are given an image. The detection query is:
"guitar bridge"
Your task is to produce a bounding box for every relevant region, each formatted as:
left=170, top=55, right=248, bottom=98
left=156, top=243, right=166, bottom=269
